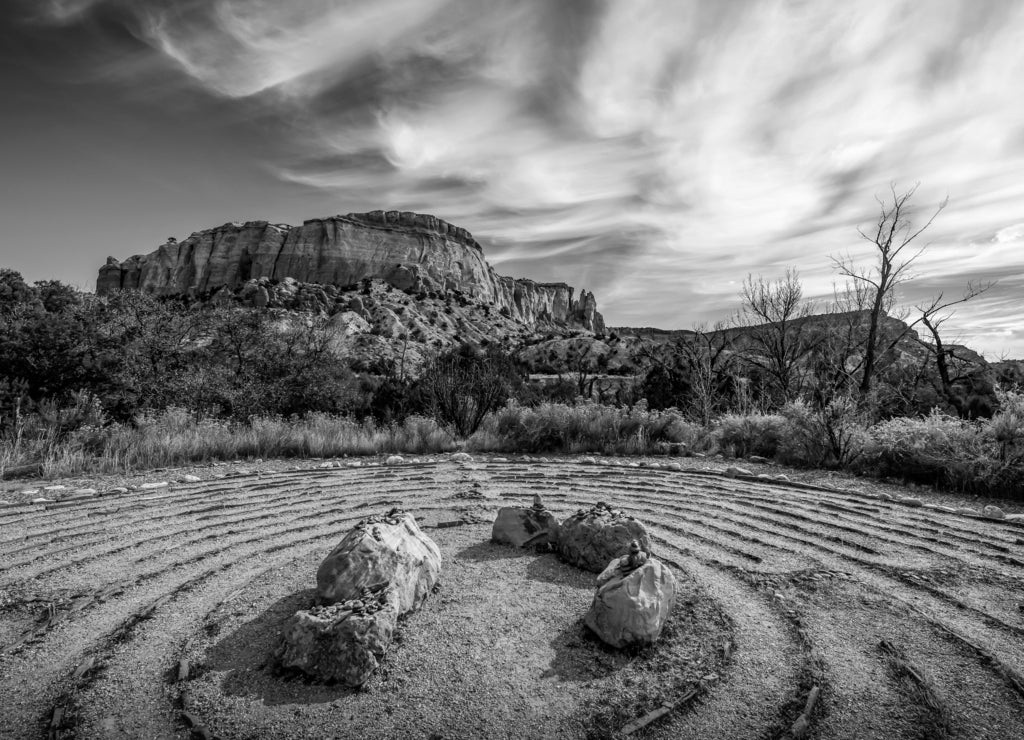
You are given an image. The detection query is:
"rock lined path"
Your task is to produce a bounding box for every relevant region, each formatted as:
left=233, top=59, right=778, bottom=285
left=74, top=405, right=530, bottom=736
left=1, top=457, right=1023, bottom=739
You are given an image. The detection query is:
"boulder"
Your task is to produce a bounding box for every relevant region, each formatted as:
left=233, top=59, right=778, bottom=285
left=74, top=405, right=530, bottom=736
left=558, top=502, right=652, bottom=573
left=983, top=505, right=1006, bottom=520
left=491, top=495, right=560, bottom=549
left=316, top=509, right=441, bottom=614
left=584, top=548, right=676, bottom=649
left=278, top=587, right=399, bottom=686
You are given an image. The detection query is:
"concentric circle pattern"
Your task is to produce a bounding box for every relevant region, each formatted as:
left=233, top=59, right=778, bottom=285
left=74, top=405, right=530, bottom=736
left=2, top=458, right=1023, bottom=739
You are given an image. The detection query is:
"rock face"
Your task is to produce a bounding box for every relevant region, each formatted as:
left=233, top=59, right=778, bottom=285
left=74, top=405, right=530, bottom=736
left=491, top=495, right=560, bottom=548
left=558, top=502, right=652, bottom=572
left=316, top=509, right=441, bottom=613
left=277, top=588, right=399, bottom=686
left=585, top=556, right=677, bottom=648
left=96, top=211, right=604, bottom=332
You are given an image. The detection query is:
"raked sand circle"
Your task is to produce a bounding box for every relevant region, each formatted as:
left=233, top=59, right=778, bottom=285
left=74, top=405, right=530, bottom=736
left=2, top=458, right=1024, bottom=739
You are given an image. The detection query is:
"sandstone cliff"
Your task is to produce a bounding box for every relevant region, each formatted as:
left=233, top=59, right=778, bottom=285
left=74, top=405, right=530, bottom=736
left=96, top=211, right=604, bottom=333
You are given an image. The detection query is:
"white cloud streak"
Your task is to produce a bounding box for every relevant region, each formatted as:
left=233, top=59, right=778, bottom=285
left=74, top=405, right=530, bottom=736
left=40, top=0, right=1024, bottom=356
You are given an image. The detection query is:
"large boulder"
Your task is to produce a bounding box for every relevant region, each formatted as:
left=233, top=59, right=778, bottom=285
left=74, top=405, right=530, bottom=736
left=558, top=502, right=652, bottom=572
left=584, top=547, right=676, bottom=648
left=491, top=494, right=560, bottom=549
left=316, top=509, right=441, bottom=614
left=278, top=587, right=399, bottom=686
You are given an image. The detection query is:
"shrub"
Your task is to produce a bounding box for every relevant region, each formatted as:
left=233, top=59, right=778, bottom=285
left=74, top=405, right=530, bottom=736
left=714, top=413, right=786, bottom=458
left=468, top=401, right=706, bottom=455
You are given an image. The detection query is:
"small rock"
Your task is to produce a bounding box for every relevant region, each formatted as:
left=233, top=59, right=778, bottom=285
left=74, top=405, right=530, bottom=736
left=900, top=497, right=923, bottom=507
left=73, top=488, right=98, bottom=496
left=107, top=487, right=128, bottom=494
left=318, top=462, right=334, bottom=469
left=0, top=500, right=11, bottom=506
left=139, top=481, right=169, bottom=490
left=774, top=474, right=790, bottom=482
left=957, top=507, right=977, bottom=516
left=43, top=485, right=66, bottom=491
left=451, top=452, right=473, bottom=463
left=31, top=497, right=53, bottom=504
left=724, top=466, right=753, bottom=478
left=757, top=474, right=773, bottom=480
left=748, top=455, right=770, bottom=463
left=346, top=462, right=363, bottom=468
left=491, top=457, right=509, bottom=463
left=385, top=455, right=404, bottom=466
left=582, top=457, right=598, bottom=465
left=667, top=462, right=682, bottom=471
left=876, top=492, right=895, bottom=501
left=1005, top=513, right=1024, bottom=522
left=648, top=462, right=661, bottom=469
left=180, top=474, right=202, bottom=483
left=693, top=452, right=706, bottom=459
left=983, top=505, right=1006, bottom=520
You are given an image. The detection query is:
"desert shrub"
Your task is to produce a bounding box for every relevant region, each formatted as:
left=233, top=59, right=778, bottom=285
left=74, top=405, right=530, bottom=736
left=414, top=343, right=525, bottom=436
left=778, top=397, right=869, bottom=468
left=713, top=413, right=787, bottom=458
left=468, top=401, right=705, bottom=455
left=856, top=411, right=991, bottom=492
left=3, top=409, right=457, bottom=478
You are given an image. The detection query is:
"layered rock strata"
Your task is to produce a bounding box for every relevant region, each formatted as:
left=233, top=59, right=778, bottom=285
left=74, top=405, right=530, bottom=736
left=96, top=211, right=604, bottom=332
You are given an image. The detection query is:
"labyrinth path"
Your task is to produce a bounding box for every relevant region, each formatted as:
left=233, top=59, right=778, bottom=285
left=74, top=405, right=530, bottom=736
left=1, top=457, right=1023, bottom=739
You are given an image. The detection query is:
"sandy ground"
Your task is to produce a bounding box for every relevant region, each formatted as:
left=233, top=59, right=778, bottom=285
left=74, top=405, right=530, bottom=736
left=1, top=454, right=1023, bottom=739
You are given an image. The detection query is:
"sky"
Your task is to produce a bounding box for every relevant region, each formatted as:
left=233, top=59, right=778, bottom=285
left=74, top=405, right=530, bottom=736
left=1, top=0, right=1023, bottom=358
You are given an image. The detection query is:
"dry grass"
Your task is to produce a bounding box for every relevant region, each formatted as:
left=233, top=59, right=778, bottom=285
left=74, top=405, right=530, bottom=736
left=1, top=409, right=456, bottom=478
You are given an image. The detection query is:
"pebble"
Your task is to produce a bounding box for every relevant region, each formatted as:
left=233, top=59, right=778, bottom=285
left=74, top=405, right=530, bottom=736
left=180, top=474, right=202, bottom=483
left=139, top=481, right=169, bottom=490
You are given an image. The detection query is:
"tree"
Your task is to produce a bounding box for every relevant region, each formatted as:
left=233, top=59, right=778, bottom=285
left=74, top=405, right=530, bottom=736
left=916, top=281, right=995, bottom=417
left=833, top=183, right=947, bottom=394
left=415, top=344, right=524, bottom=436
left=739, top=269, right=816, bottom=402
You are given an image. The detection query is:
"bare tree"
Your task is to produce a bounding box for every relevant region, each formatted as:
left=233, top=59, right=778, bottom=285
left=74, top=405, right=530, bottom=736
left=833, top=183, right=947, bottom=393
left=916, top=281, right=995, bottom=416
left=739, top=268, right=816, bottom=402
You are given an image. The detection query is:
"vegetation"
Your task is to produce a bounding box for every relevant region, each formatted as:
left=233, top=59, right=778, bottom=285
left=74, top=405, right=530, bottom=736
left=1, top=187, right=1020, bottom=498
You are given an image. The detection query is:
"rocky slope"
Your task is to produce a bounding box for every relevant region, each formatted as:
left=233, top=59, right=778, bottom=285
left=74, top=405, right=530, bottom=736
left=96, top=210, right=603, bottom=333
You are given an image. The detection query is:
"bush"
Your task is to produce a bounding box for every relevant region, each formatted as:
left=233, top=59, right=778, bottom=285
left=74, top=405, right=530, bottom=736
left=468, top=401, right=706, bottom=455
left=778, top=397, right=869, bottom=468
left=714, top=413, right=786, bottom=458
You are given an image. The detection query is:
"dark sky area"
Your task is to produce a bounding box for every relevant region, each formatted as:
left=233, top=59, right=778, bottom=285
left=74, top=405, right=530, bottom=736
left=2, top=0, right=1023, bottom=357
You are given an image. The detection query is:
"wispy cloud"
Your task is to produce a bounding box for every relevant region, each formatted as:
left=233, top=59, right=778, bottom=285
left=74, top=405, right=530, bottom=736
left=32, top=0, right=1024, bottom=356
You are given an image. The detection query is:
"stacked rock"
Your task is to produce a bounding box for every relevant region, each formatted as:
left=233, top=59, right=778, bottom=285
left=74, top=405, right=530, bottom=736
left=584, top=539, right=677, bottom=648
left=491, top=493, right=561, bottom=550
left=278, top=508, right=441, bottom=685
left=558, top=501, right=652, bottom=572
